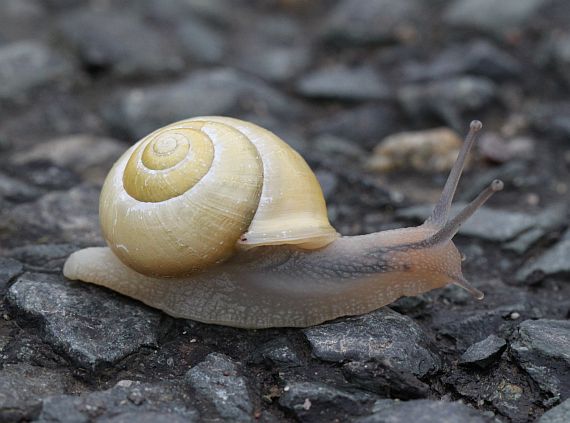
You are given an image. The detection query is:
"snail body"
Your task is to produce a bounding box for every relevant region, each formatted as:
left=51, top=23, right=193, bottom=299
left=64, top=117, right=503, bottom=328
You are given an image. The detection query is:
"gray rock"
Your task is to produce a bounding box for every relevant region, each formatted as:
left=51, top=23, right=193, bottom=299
left=323, top=0, right=425, bottom=45
left=108, top=68, right=298, bottom=139
left=356, top=399, right=493, bottom=423
left=303, top=308, right=440, bottom=377
left=342, top=360, right=429, bottom=399
left=504, top=204, right=568, bottom=254
left=0, top=0, right=46, bottom=42
left=549, top=33, right=570, bottom=87
left=0, top=172, right=42, bottom=203
left=309, top=104, right=400, bottom=150
left=296, top=65, right=391, bottom=101
left=404, top=40, right=521, bottom=82
left=516, top=230, right=570, bottom=284
left=511, top=319, right=570, bottom=400
left=6, top=243, right=77, bottom=273
left=279, top=381, right=377, bottom=422
left=397, top=203, right=535, bottom=242
left=0, top=256, right=22, bottom=291
left=397, top=76, right=496, bottom=130
left=250, top=337, right=304, bottom=367
left=459, top=335, right=507, bottom=368
left=141, top=0, right=238, bottom=27
left=434, top=303, right=536, bottom=350
left=236, top=43, right=311, bottom=82
left=37, top=380, right=198, bottom=423
left=0, top=363, right=68, bottom=422
left=58, top=9, right=184, bottom=77
left=176, top=17, right=226, bottom=64
left=186, top=353, right=252, bottom=422
left=530, top=101, right=570, bottom=140
left=7, top=273, right=163, bottom=370
left=444, top=0, right=548, bottom=36
left=11, top=135, right=125, bottom=185
left=540, top=399, right=570, bottom=423
left=0, top=41, right=75, bottom=103
left=0, top=185, right=102, bottom=248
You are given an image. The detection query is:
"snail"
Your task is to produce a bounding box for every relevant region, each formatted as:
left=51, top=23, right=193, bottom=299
left=63, top=116, right=503, bottom=328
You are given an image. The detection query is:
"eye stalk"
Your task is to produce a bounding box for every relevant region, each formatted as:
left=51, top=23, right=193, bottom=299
left=422, top=120, right=503, bottom=299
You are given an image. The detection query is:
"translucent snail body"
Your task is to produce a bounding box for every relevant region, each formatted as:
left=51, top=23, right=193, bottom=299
left=64, top=117, right=503, bottom=328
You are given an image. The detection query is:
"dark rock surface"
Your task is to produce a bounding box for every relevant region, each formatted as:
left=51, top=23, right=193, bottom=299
left=0, top=257, right=22, bottom=291
left=303, top=308, right=440, bottom=378
left=0, top=363, right=69, bottom=422
left=511, top=319, right=570, bottom=401
left=0, top=41, right=75, bottom=103
left=296, top=65, right=391, bottom=101
left=355, top=399, right=493, bottom=423
left=1, top=1, right=569, bottom=422
left=6, top=273, right=164, bottom=370
left=185, top=353, right=253, bottom=422
left=107, top=68, right=297, bottom=139
left=279, top=381, right=377, bottom=422
left=539, top=399, right=570, bottom=423
left=459, top=334, right=507, bottom=368
left=37, top=381, right=199, bottom=423
left=342, top=360, right=429, bottom=399
left=516, top=230, right=570, bottom=283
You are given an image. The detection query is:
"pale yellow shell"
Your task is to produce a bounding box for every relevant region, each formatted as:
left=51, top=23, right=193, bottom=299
left=100, top=116, right=339, bottom=277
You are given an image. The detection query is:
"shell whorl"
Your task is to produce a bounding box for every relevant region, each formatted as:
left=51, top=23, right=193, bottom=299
left=100, top=116, right=338, bottom=277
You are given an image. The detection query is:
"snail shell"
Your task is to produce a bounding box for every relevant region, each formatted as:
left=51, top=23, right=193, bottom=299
left=100, top=116, right=338, bottom=277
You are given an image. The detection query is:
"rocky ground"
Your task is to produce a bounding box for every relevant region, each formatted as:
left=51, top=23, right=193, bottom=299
left=0, top=0, right=569, bottom=422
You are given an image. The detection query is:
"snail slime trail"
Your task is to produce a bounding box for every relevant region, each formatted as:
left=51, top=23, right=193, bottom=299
left=64, top=117, right=503, bottom=328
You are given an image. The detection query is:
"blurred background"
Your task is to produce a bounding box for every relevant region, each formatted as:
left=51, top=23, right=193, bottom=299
left=0, top=1, right=569, bottom=422
left=0, top=0, right=568, bottom=244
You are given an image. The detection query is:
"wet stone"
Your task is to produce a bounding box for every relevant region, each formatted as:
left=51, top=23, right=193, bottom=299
left=279, top=381, right=377, bottom=422
left=6, top=243, right=77, bottom=273
left=309, top=104, right=400, bottom=150
left=0, top=363, right=68, bottom=423
left=303, top=308, right=440, bottom=378
left=108, top=68, right=297, bottom=139
left=539, top=399, right=570, bottom=423
left=515, top=230, right=570, bottom=284
left=511, top=319, right=570, bottom=400
left=185, top=353, right=253, bottom=422
left=403, top=40, right=521, bottom=82
left=175, top=17, right=226, bottom=65
left=530, top=101, right=570, bottom=140
left=443, top=0, right=548, bottom=36
left=397, top=203, right=535, bottom=242
left=37, top=380, right=198, bottom=423
left=459, top=334, right=507, bottom=369
left=342, top=360, right=429, bottom=399
left=323, top=0, right=425, bottom=45
left=442, top=361, right=537, bottom=421
left=0, top=256, right=23, bottom=292
left=397, top=76, right=496, bottom=130
left=296, top=65, right=391, bottom=101
left=0, top=172, right=42, bottom=203
left=0, top=185, right=102, bottom=248
left=58, top=9, right=184, bottom=77
left=11, top=135, right=125, bottom=184
left=503, top=203, right=567, bottom=254
left=433, top=303, right=536, bottom=350
left=250, top=337, right=304, bottom=367
left=356, top=399, right=493, bottom=423
left=0, top=41, right=75, bottom=103
left=6, top=273, right=163, bottom=370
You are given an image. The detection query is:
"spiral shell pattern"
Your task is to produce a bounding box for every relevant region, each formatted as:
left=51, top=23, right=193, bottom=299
left=100, top=116, right=338, bottom=277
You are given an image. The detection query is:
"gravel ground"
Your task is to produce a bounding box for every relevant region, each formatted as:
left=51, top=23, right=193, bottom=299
left=0, top=0, right=569, bottom=422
